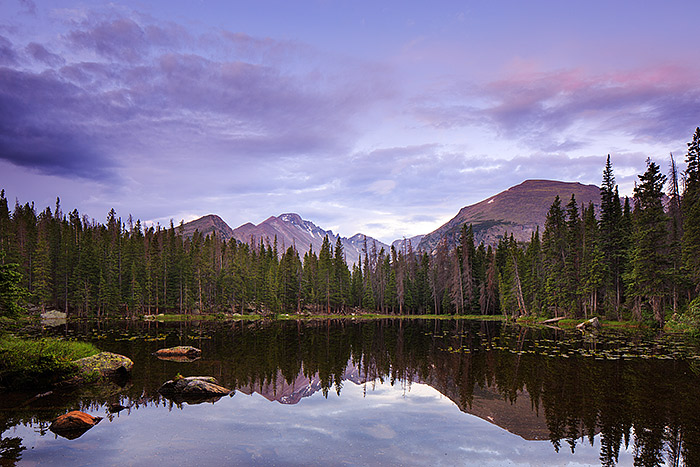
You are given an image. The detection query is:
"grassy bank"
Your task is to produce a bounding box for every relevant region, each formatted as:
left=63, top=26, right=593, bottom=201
left=143, top=313, right=262, bottom=322
left=275, top=313, right=508, bottom=321
left=0, top=335, right=99, bottom=390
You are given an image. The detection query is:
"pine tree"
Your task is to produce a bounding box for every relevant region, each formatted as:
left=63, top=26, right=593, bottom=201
left=481, top=247, right=498, bottom=315
left=626, top=158, right=669, bottom=325
left=32, top=224, right=52, bottom=311
left=318, top=235, right=333, bottom=313
left=565, top=195, right=583, bottom=316
left=599, top=156, right=625, bottom=316
left=667, top=153, right=686, bottom=315
left=522, top=228, right=544, bottom=316
left=0, top=190, right=10, bottom=255
left=459, top=224, right=476, bottom=313
left=279, top=246, right=302, bottom=312
left=682, top=127, right=700, bottom=292
left=581, top=203, right=605, bottom=317
left=333, top=237, right=350, bottom=311
left=542, top=196, right=567, bottom=317
left=0, top=251, right=25, bottom=317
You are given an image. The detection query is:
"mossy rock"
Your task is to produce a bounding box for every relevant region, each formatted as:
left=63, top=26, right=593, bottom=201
left=73, top=352, right=134, bottom=378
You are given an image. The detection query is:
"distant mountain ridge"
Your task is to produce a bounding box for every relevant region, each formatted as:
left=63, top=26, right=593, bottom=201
left=417, top=179, right=601, bottom=252
left=179, top=179, right=603, bottom=259
left=232, top=213, right=389, bottom=266
left=181, top=212, right=389, bottom=266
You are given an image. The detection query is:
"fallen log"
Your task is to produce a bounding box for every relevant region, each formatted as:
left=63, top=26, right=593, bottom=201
left=541, top=317, right=567, bottom=325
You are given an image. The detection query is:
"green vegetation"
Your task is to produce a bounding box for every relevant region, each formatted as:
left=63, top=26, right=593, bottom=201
left=143, top=313, right=261, bottom=322
left=0, top=336, right=99, bottom=389
left=670, top=297, right=700, bottom=336
left=0, top=251, right=25, bottom=318
left=1, top=128, right=700, bottom=333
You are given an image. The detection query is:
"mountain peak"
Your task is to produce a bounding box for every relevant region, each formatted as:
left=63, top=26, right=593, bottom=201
left=278, top=213, right=303, bottom=224
left=417, top=179, right=601, bottom=251
left=231, top=213, right=387, bottom=266
left=180, top=214, right=235, bottom=241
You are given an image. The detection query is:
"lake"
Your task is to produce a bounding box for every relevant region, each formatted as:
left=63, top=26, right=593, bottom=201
left=1, top=318, right=699, bottom=466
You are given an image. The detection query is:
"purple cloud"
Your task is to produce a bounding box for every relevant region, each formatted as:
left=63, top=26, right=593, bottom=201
left=26, top=42, right=65, bottom=67
left=2, top=2, right=696, bottom=244
left=0, top=10, right=391, bottom=186
left=0, top=67, right=117, bottom=179
left=415, top=67, right=700, bottom=152
left=0, top=35, right=18, bottom=65
left=67, top=17, right=150, bottom=62
left=19, top=0, right=36, bottom=16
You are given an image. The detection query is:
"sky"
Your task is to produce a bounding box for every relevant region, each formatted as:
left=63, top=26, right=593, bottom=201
left=1, top=0, right=699, bottom=243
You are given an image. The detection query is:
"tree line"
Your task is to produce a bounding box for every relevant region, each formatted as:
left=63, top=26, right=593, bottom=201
left=1, top=127, right=699, bottom=325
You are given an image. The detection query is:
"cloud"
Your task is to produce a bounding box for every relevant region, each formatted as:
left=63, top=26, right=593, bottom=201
left=65, top=17, right=186, bottom=63
left=2, top=3, right=695, bottom=244
left=0, top=35, right=19, bottom=65
left=414, top=66, right=700, bottom=152
left=19, top=0, right=36, bottom=16
left=0, top=9, right=392, bottom=185
left=26, top=42, right=65, bottom=66
left=0, top=67, right=118, bottom=179
left=367, top=180, right=396, bottom=195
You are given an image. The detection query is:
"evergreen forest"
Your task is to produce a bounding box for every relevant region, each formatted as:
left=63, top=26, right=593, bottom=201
left=1, top=128, right=700, bottom=329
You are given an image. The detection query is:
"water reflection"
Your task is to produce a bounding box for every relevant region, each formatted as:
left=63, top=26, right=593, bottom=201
left=2, top=318, right=700, bottom=466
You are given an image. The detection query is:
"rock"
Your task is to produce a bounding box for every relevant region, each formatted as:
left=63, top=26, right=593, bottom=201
left=41, top=309, right=67, bottom=327
left=158, top=376, right=232, bottom=404
left=576, top=317, right=601, bottom=332
left=73, top=352, right=134, bottom=378
left=50, top=411, right=102, bottom=440
left=154, top=346, right=202, bottom=360
left=144, top=314, right=165, bottom=321
left=41, top=309, right=67, bottom=320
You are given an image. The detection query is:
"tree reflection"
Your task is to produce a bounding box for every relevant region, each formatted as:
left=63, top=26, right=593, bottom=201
left=3, top=318, right=700, bottom=466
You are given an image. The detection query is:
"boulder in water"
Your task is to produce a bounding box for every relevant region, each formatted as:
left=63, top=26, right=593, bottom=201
left=73, top=352, right=134, bottom=378
left=154, top=346, right=202, bottom=361
left=50, top=411, right=102, bottom=439
left=158, top=376, right=232, bottom=404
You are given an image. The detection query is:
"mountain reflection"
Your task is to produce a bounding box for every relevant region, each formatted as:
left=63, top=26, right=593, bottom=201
left=3, top=318, right=700, bottom=466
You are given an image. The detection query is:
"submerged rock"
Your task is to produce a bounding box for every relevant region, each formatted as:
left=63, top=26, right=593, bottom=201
left=158, top=376, right=232, bottom=404
left=154, top=346, right=202, bottom=361
left=50, top=410, right=102, bottom=440
left=73, top=352, right=134, bottom=378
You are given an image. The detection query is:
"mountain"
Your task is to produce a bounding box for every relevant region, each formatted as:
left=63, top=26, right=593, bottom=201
left=232, top=213, right=389, bottom=266
left=237, top=360, right=549, bottom=440
left=417, top=179, right=601, bottom=252
left=392, top=235, right=424, bottom=252
left=179, top=214, right=236, bottom=241
left=180, top=213, right=388, bottom=265
left=179, top=180, right=601, bottom=259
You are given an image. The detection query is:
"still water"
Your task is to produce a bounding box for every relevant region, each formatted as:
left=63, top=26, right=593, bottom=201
left=2, top=318, right=699, bottom=466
